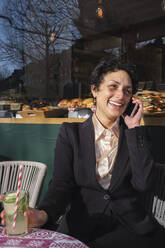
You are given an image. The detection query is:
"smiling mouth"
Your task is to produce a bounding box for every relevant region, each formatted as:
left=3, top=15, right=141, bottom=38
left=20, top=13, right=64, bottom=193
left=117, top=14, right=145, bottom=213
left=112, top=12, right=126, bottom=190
left=109, top=100, right=122, bottom=107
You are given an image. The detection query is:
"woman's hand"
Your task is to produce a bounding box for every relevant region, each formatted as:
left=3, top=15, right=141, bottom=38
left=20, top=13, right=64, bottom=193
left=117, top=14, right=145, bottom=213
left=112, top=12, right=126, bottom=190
left=24, top=208, right=48, bottom=228
left=0, top=194, right=6, bottom=234
left=123, top=98, right=143, bottom=129
left=0, top=194, right=48, bottom=234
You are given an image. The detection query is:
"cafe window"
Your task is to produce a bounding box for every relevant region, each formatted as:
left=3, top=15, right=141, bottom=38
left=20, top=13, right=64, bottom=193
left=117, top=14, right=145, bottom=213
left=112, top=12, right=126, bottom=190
left=0, top=0, right=165, bottom=110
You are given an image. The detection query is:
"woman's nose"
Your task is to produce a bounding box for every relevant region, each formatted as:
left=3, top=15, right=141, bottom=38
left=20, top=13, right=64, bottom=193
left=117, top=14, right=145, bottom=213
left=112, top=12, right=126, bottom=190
left=116, top=89, right=124, bottom=99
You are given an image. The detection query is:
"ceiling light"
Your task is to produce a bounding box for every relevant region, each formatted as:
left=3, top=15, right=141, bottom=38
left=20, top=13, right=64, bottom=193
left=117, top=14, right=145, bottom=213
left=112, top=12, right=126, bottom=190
left=50, top=33, right=55, bottom=42
left=161, top=0, right=165, bottom=11
left=96, top=0, right=104, bottom=18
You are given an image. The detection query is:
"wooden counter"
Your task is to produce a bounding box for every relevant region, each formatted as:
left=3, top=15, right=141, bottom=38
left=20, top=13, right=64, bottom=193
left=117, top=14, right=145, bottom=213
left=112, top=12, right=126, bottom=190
left=141, top=116, right=165, bottom=126
left=0, top=118, right=86, bottom=124
left=0, top=116, right=165, bottom=125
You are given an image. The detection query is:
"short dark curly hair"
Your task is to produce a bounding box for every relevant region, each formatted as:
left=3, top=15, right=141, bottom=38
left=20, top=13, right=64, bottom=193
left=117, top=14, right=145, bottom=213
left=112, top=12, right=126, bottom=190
left=90, top=58, right=138, bottom=94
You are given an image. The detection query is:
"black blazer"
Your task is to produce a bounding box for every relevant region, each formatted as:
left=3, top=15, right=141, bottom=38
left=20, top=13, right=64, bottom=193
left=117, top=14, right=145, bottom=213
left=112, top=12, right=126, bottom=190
left=39, top=116, right=158, bottom=241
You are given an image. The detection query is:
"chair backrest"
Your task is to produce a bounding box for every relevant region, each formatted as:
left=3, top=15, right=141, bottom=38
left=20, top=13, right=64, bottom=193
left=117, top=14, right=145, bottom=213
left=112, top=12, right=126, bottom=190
left=143, top=163, right=165, bottom=228
left=0, top=161, right=47, bottom=208
left=151, top=163, right=165, bottom=228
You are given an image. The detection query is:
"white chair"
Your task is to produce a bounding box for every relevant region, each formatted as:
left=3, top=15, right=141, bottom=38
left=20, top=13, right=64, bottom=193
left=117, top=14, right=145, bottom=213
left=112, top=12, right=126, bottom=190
left=143, top=163, right=165, bottom=228
left=0, top=161, right=47, bottom=208
left=151, top=163, right=165, bottom=228
left=152, top=196, right=165, bottom=228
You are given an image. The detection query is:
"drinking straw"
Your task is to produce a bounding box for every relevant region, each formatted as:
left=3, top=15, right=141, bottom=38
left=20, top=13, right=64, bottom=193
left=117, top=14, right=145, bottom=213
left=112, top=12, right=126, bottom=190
left=12, top=163, right=23, bottom=231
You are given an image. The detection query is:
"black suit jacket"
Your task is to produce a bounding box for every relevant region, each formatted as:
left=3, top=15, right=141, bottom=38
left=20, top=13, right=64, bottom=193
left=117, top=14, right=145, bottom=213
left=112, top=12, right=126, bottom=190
left=39, top=116, right=158, bottom=241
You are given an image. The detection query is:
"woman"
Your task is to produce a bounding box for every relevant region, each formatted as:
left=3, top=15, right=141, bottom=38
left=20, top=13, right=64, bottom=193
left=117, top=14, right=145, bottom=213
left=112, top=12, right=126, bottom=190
left=1, top=58, right=165, bottom=247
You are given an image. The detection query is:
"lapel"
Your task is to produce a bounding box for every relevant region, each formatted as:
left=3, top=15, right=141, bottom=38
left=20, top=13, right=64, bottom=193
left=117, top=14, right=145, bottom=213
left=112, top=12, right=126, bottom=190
left=80, top=117, right=104, bottom=190
left=109, top=120, right=129, bottom=193
left=79, top=117, right=130, bottom=192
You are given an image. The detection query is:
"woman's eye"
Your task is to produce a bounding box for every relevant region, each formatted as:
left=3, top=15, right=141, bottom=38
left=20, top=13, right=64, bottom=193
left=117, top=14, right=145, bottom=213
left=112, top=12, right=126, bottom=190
left=125, top=89, right=132, bottom=95
left=109, top=84, right=117, bottom=89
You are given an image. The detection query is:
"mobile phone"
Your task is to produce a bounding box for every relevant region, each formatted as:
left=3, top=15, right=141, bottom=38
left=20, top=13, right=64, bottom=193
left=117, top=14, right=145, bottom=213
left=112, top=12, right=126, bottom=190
left=125, top=102, right=139, bottom=116
left=130, top=103, right=139, bottom=117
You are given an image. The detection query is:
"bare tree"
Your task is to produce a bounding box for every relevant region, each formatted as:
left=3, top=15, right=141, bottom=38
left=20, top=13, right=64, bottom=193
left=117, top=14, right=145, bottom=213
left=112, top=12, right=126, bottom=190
left=0, top=0, right=81, bottom=98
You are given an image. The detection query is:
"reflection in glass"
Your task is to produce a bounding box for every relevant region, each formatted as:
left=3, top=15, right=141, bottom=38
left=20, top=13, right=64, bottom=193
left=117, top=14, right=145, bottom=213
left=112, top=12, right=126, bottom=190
left=0, top=0, right=164, bottom=106
left=0, top=0, right=81, bottom=100
left=96, top=0, right=104, bottom=18
left=161, top=0, right=165, bottom=11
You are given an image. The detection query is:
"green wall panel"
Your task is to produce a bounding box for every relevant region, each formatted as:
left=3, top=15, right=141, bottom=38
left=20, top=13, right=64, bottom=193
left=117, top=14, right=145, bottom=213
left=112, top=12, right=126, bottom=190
left=0, top=123, right=61, bottom=205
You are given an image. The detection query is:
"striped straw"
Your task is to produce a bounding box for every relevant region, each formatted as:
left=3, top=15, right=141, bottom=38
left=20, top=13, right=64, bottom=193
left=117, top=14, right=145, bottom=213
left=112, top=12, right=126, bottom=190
left=12, top=163, right=23, bottom=231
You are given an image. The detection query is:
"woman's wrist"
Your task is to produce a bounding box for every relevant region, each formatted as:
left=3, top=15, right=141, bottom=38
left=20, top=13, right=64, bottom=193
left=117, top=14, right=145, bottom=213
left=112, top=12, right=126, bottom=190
left=128, top=123, right=140, bottom=129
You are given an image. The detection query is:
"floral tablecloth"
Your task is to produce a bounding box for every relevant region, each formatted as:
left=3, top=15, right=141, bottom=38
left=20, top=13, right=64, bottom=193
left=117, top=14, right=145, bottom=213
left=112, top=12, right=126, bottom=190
left=0, top=227, right=89, bottom=248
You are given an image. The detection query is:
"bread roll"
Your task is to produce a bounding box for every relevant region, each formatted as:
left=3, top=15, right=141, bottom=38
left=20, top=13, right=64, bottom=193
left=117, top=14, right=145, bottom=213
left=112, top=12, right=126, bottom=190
left=70, top=98, right=83, bottom=108
left=22, top=104, right=31, bottom=111
left=82, top=98, right=94, bottom=107
left=58, top=99, right=71, bottom=108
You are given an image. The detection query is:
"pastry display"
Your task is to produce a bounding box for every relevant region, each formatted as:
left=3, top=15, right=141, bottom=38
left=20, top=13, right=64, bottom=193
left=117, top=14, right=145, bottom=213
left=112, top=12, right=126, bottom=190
left=57, top=99, right=71, bottom=108
left=135, top=90, right=165, bottom=115
left=13, top=90, right=165, bottom=118
left=57, top=97, right=95, bottom=109
left=22, top=104, right=31, bottom=111
left=82, top=98, right=94, bottom=108
left=70, top=98, right=84, bottom=108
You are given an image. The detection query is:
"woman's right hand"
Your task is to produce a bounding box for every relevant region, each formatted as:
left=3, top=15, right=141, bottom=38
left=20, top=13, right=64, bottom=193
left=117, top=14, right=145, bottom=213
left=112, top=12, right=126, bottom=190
left=0, top=194, right=6, bottom=234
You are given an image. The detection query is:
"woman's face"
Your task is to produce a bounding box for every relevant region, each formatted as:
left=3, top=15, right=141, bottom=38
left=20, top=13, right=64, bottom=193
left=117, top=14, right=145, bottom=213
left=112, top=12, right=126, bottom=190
left=91, top=70, right=133, bottom=125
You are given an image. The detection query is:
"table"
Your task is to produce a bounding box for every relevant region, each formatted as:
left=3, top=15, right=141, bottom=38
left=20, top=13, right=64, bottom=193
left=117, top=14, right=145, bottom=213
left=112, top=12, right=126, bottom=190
left=0, top=226, right=89, bottom=248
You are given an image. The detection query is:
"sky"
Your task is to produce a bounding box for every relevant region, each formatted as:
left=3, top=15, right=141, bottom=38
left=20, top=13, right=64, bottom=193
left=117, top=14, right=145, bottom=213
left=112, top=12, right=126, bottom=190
left=0, top=0, right=81, bottom=78
left=0, top=0, right=18, bottom=77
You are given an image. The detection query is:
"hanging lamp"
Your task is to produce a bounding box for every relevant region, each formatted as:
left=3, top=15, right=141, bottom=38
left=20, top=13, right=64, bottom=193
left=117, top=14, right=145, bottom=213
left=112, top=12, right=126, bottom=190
left=96, top=0, right=104, bottom=18
left=161, top=0, right=165, bottom=11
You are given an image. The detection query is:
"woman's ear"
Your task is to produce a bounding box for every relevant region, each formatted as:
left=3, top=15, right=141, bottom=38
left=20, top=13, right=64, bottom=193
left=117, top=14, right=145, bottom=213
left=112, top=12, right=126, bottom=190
left=91, top=85, right=97, bottom=98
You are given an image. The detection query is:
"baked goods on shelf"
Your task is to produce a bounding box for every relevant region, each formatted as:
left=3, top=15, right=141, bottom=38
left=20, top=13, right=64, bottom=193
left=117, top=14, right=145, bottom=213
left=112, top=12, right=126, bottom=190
left=57, top=99, right=71, bottom=108
left=70, top=98, right=84, bottom=108
left=135, top=90, right=165, bottom=115
left=22, top=104, right=31, bottom=111
left=82, top=98, right=94, bottom=108
left=20, top=98, right=95, bottom=118
left=18, top=108, right=68, bottom=118
left=57, top=98, right=95, bottom=109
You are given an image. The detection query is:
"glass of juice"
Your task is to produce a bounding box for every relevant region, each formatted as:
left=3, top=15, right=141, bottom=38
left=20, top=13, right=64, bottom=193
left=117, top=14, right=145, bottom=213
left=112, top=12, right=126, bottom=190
left=3, top=190, right=29, bottom=236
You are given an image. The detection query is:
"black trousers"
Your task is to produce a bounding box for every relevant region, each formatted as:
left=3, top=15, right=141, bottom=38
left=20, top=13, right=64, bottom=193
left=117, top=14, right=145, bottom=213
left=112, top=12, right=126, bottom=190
left=87, top=223, right=165, bottom=248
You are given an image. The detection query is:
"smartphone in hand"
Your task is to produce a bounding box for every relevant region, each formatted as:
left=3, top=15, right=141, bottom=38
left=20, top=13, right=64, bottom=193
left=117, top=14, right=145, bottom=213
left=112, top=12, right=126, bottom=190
left=125, top=102, right=139, bottom=117
left=130, top=103, right=139, bottom=117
